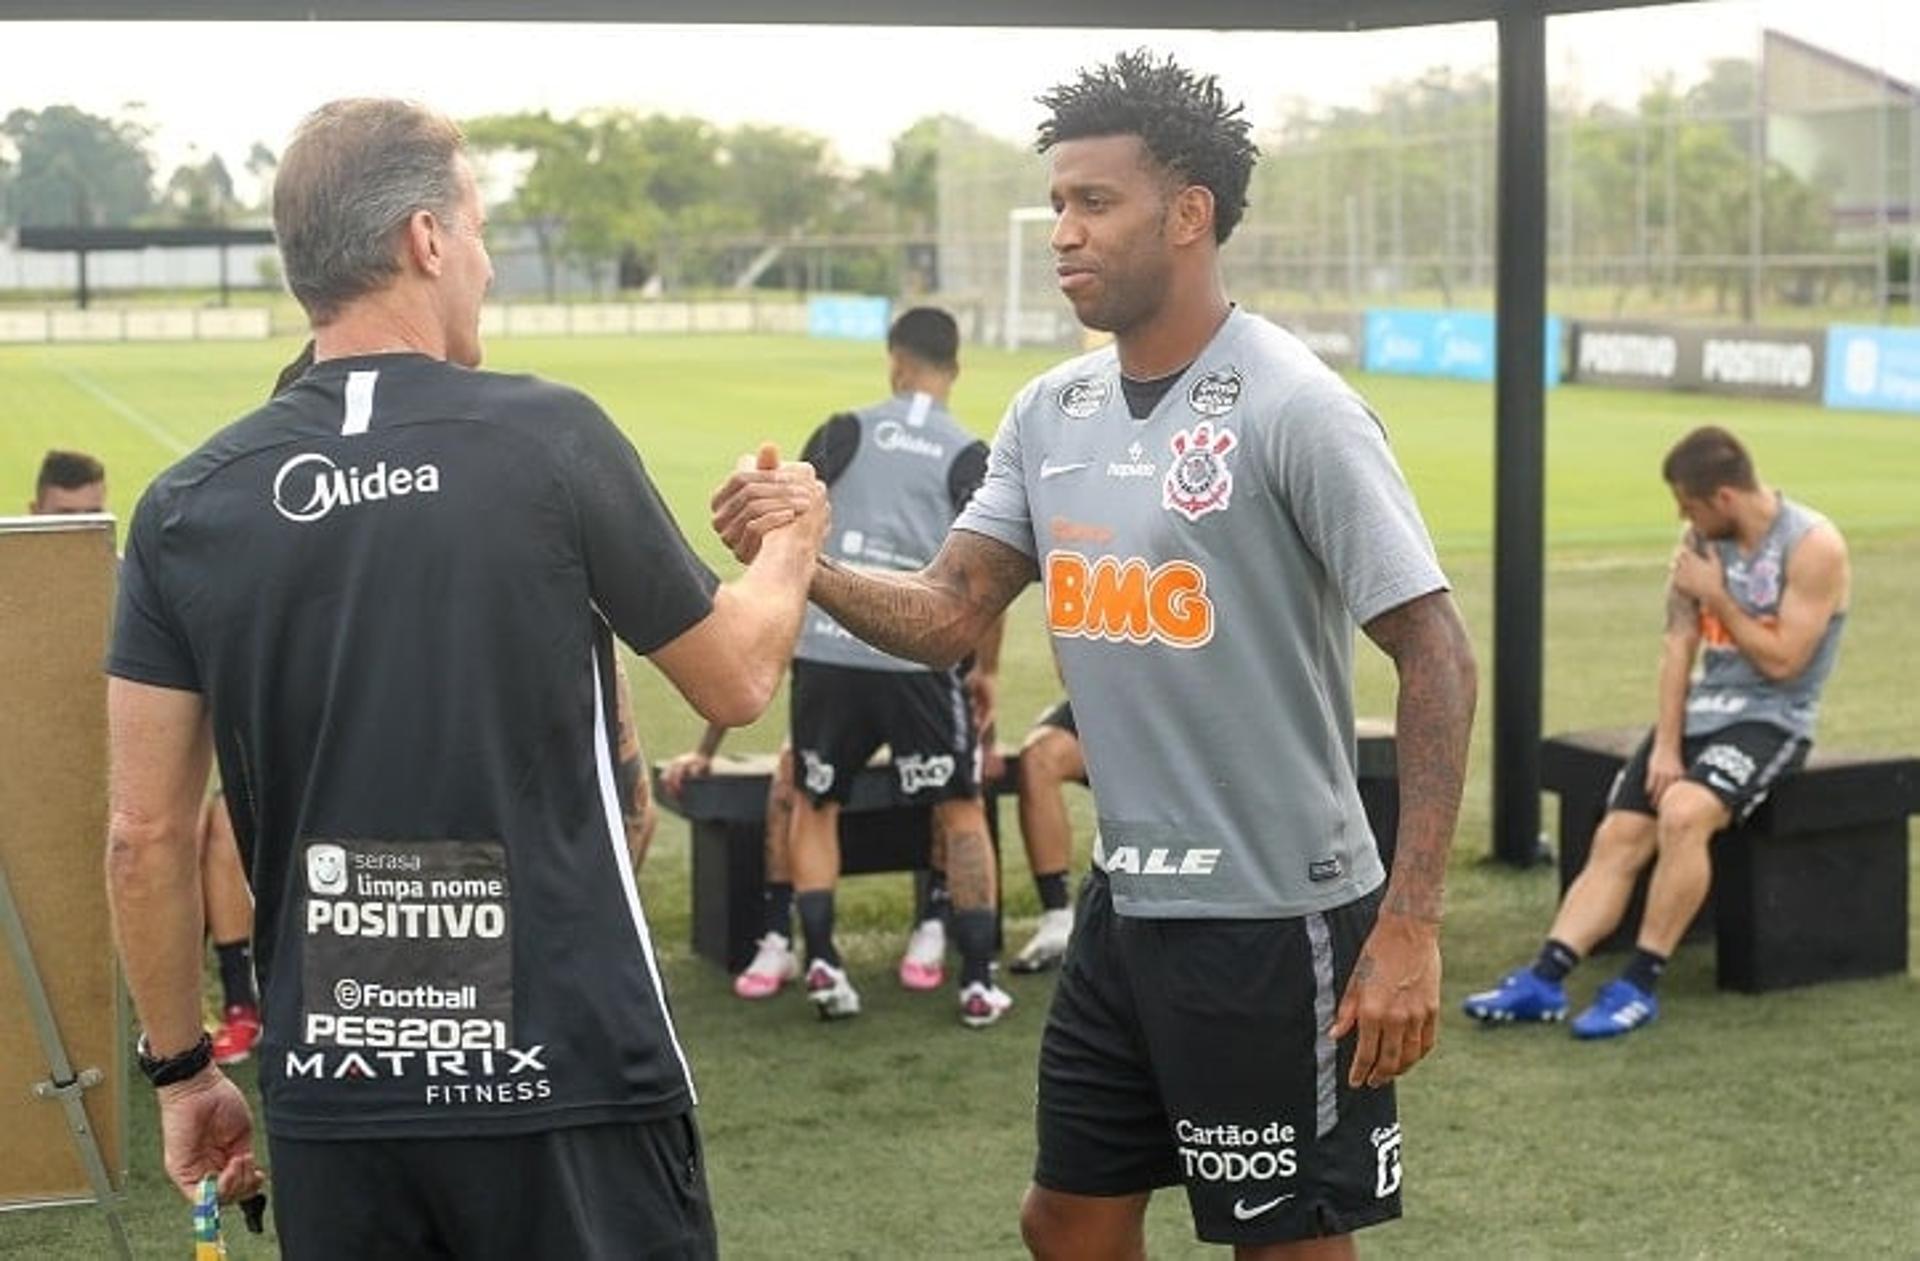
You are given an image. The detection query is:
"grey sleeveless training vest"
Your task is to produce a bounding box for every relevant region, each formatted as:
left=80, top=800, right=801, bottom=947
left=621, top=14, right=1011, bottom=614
left=1686, top=494, right=1844, bottom=740
left=798, top=392, right=978, bottom=672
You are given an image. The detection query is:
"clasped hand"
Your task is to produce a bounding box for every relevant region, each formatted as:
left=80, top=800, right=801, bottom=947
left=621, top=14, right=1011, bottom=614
left=710, top=443, right=829, bottom=563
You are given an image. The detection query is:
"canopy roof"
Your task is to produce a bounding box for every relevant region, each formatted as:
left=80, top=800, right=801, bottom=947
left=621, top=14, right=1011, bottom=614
left=1, top=0, right=1693, bottom=23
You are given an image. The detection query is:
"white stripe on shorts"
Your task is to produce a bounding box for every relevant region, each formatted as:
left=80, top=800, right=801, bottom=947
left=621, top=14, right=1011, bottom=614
left=1306, top=911, right=1338, bottom=1139
left=1735, top=734, right=1807, bottom=822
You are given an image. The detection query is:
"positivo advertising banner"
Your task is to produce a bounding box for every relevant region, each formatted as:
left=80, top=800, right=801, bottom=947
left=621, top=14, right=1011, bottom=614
left=1570, top=321, right=1824, bottom=401
left=1823, top=325, right=1920, bottom=415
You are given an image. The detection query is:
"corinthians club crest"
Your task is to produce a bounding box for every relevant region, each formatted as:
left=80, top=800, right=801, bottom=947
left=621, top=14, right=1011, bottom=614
left=1745, top=551, right=1782, bottom=608
left=1163, top=422, right=1237, bottom=522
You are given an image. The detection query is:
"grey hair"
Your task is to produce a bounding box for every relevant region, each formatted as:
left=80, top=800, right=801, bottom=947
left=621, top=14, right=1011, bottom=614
left=273, top=99, right=466, bottom=324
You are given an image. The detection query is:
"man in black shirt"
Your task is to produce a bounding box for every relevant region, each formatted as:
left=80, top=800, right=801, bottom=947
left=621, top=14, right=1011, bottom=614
left=105, top=99, right=825, bottom=1258
left=277, top=340, right=661, bottom=872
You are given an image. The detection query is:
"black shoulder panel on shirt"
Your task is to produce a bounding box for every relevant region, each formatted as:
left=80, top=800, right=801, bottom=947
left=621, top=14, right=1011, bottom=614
left=948, top=440, right=990, bottom=515
left=802, top=412, right=862, bottom=487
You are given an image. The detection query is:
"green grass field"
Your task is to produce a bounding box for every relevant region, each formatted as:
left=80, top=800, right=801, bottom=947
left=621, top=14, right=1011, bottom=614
left=2, top=334, right=1916, bottom=1258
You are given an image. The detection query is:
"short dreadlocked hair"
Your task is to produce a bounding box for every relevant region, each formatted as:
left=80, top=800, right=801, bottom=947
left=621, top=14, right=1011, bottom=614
left=1036, top=49, right=1258, bottom=244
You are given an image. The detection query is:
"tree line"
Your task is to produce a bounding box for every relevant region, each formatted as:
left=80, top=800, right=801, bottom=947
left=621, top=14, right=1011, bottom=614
left=1246, top=58, right=1849, bottom=317
left=0, top=106, right=274, bottom=233
left=0, top=102, right=945, bottom=297
left=460, top=110, right=942, bottom=296
left=0, top=54, right=1866, bottom=314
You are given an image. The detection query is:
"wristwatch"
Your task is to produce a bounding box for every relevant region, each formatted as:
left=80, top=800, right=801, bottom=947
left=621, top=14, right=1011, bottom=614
left=136, top=1031, right=214, bottom=1087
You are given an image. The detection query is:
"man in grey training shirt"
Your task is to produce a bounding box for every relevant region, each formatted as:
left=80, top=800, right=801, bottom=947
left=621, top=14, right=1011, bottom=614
left=1465, top=425, right=1847, bottom=1039
left=715, top=52, right=1477, bottom=1259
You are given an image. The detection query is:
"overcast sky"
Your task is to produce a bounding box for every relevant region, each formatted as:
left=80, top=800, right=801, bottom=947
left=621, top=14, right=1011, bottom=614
left=2, top=0, right=1914, bottom=195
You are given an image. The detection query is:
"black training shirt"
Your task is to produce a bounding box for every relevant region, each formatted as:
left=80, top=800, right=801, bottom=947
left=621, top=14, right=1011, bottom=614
left=110, top=353, right=718, bottom=1140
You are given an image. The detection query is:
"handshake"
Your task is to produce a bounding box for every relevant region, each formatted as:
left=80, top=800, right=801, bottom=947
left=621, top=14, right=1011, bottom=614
left=710, top=443, right=831, bottom=564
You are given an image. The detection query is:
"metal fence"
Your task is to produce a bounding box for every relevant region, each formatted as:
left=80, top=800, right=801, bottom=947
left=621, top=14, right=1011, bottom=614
left=936, top=30, right=1920, bottom=347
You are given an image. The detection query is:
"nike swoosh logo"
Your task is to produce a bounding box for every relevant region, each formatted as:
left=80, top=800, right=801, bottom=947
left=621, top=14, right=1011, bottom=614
left=1039, top=461, right=1091, bottom=480
left=1231, top=1193, right=1296, bottom=1221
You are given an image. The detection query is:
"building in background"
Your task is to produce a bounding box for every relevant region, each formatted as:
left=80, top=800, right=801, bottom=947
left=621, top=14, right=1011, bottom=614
left=1763, top=29, right=1916, bottom=241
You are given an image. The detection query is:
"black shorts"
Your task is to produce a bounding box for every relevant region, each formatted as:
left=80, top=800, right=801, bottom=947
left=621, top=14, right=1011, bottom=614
left=790, top=659, right=977, bottom=807
left=1031, top=698, right=1077, bottom=737
left=268, top=1113, right=716, bottom=1260
left=1608, top=723, right=1809, bottom=823
left=1035, top=872, right=1402, bottom=1245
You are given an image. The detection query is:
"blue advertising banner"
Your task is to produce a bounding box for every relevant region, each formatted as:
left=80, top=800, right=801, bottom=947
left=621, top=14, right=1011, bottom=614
left=1363, top=308, right=1563, bottom=386
left=1824, top=325, right=1920, bottom=414
left=807, top=295, right=891, bottom=342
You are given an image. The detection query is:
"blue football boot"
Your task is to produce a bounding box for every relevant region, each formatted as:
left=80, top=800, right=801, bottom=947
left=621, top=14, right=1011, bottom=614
left=1461, top=967, right=1569, bottom=1024
left=1570, top=978, right=1659, bottom=1040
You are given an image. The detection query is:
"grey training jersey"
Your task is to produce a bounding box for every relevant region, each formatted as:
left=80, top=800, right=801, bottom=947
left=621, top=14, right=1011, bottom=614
left=1686, top=494, right=1844, bottom=740
left=955, top=309, right=1448, bottom=918
left=798, top=392, right=985, bottom=672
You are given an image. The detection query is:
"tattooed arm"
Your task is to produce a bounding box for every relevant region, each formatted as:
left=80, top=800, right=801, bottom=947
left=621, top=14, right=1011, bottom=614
left=1331, top=589, right=1477, bottom=1089
left=1651, top=533, right=1706, bottom=802
left=1366, top=590, right=1477, bottom=924
left=809, top=530, right=1037, bottom=671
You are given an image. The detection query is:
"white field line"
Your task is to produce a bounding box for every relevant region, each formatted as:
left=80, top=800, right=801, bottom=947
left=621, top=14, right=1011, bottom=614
left=1549, top=553, right=1663, bottom=574
left=47, top=360, right=191, bottom=455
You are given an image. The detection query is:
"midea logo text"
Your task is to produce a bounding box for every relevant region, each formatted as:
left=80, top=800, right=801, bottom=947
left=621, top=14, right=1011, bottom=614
left=273, top=452, right=442, bottom=523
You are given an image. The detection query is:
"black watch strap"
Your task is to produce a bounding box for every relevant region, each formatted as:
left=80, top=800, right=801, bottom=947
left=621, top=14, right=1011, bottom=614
left=137, top=1031, right=214, bottom=1087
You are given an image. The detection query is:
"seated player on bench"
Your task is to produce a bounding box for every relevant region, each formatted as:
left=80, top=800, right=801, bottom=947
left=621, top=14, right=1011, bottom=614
left=1464, top=426, right=1848, bottom=1039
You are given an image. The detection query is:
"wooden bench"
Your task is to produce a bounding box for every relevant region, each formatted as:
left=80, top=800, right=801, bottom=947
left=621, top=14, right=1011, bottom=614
left=654, top=753, right=1017, bottom=972
left=1541, top=726, right=1918, bottom=993
left=657, top=719, right=1400, bottom=973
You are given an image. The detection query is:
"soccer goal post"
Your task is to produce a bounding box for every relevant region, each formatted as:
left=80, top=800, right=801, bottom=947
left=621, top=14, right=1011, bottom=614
left=1003, top=206, right=1055, bottom=351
